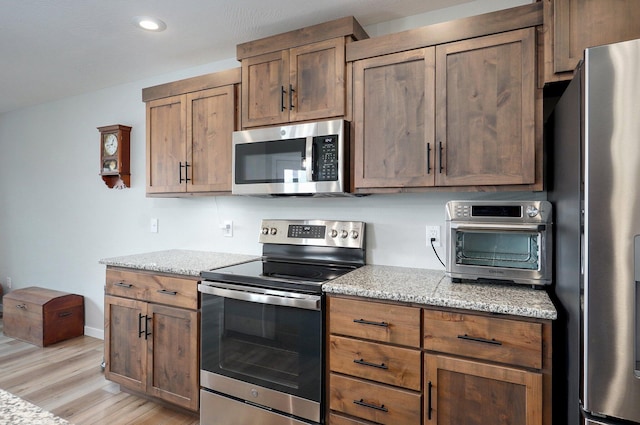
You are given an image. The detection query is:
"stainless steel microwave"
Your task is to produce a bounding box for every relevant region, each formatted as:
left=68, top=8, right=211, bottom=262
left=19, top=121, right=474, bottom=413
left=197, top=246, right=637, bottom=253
left=445, top=200, right=553, bottom=286
left=232, top=119, right=350, bottom=196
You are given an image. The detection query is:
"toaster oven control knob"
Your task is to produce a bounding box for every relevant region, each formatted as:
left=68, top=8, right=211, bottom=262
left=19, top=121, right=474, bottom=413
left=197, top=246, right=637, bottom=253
left=270, top=228, right=277, bottom=235
left=261, top=227, right=269, bottom=235
left=340, top=230, right=349, bottom=238
left=350, top=230, right=359, bottom=239
left=330, top=229, right=338, bottom=238
left=526, top=205, right=540, bottom=218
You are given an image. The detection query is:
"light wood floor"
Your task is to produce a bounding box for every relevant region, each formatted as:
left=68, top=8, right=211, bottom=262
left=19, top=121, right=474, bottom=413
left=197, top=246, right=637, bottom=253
left=0, top=319, right=199, bottom=425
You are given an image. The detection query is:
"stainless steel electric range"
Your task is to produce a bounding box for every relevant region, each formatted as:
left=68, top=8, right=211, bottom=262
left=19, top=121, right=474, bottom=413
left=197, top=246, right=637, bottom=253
left=198, top=219, right=366, bottom=425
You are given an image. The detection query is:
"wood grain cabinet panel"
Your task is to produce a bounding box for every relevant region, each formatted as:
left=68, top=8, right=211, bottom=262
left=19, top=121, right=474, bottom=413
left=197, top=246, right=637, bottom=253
left=330, top=374, right=422, bottom=425
left=543, top=0, right=640, bottom=83
left=353, top=48, right=436, bottom=189
left=329, top=297, right=421, bottom=347
left=104, top=269, right=200, bottom=411
left=424, top=354, right=542, bottom=425
left=423, top=309, right=543, bottom=369
left=145, top=70, right=239, bottom=196
left=435, top=28, right=537, bottom=187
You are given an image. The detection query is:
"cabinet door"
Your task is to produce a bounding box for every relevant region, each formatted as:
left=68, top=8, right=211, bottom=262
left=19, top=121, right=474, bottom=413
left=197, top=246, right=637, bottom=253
left=353, top=48, right=436, bottom=190
left=146, top=94, right=187, bottom=193
left=289, top=38, right=346, bottom=122
left=241, top=50, right=289, bottom=128
left=147, top=303, right=199, bottom=411
left=435, top=28, right=536, bottom=187
left=104, top=295, right=147, bottom=393
left=186, top=86, right=236, bottom=193
left=545, top=0, right=640, bottom=81
left=424, top=354, right=542, bottom=425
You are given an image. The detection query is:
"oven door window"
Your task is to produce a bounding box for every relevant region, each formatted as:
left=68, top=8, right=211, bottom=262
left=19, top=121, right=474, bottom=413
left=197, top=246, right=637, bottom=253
left=455, top=231, right=540, bottom=270
left=201, top=293, right=322, bottom=402
left=235, top=138, right=308, bottom=184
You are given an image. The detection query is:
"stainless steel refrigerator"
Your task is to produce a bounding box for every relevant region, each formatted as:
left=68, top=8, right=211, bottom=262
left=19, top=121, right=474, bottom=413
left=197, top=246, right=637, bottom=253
left=550, top=37, right=640, bottom=424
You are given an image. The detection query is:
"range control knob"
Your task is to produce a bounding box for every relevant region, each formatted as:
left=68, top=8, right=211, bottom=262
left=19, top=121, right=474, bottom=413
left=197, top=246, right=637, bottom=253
left=261, top=227, right=269, bottom=235
left=350, top=230, right=359, bottom=239
left=330, top=229, right=338, bottom=238
left=526, top=205, right=540, bottom=218
left=270, top=228, right=277, bottom=235
left=340, top=230, right=349, bottom=239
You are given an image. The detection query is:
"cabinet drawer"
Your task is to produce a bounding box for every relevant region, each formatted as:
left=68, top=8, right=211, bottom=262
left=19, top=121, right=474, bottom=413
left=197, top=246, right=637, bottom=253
left=330, top=373, right=421, bottom=425
left=329, top=412, right=376, bottom=425
left=106, top=269, right=198, bottom=309
left=423, top=309, right=542, bottom=369
left=330, top=335, right=421, bottom=390
left=329, top=297, right=421, bottom=347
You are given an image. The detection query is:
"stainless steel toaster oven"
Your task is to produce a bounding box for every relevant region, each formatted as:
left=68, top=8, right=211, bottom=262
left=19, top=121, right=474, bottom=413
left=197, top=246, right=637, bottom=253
left=445, top=200, right=553, bottom=286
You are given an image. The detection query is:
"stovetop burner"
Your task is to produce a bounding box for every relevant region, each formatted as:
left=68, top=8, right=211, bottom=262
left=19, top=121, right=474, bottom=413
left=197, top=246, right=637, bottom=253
left=200, top=219, right=366, bottom=294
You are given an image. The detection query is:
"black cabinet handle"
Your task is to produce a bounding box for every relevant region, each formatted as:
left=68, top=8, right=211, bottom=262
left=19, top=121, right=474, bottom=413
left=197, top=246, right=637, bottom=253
left=138, top=313, right=145, bottom=338
left=289, top=84, right=295, bottom=110
left=427, top=380, right=433, bottom=420
left=184, top=162, right=191, bottom=182
left=353, top=399, right=388, bottom=413
left=115, top=282, right=132, bottom=288
left=427, top=142, right=432, bottom=174
left=157, top=289, right=178, bottom=296
left=179, top=162, right=184, bottom=183
left=457, top=334, right=502, bottom=346
left=280, top=86, right=286, bottom=112
left=16, top=304, right=27, bottom=310
left=354, top=358, right=388, bottom=370
left=439, top=141, right=444, bottom=173
left=353, top=318, right=389, bottom=327
left=145, top=316, right=152, bottom=340
left=58, top=311, right=73, bottom=318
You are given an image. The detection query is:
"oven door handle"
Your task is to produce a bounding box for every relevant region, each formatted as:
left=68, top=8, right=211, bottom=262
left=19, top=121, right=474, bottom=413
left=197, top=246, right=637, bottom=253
left=451, top=223, right=546, bottom=232
left=198, top=282, right=321, bottom=311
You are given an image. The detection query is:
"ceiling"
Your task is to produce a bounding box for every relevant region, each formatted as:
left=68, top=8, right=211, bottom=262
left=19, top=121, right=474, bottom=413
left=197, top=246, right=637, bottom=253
left=0, top=0, right=476, bottom=114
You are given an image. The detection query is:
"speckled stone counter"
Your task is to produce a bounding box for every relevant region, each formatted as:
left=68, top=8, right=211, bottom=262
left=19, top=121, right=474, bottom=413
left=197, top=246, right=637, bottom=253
left=99, top=249, right=258, bottom=277
left=323, top=264, right=557, bottom=320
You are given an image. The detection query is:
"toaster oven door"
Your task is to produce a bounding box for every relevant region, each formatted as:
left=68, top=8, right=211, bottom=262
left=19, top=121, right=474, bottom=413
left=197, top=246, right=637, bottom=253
left=446, top=223, right=551, bottom=285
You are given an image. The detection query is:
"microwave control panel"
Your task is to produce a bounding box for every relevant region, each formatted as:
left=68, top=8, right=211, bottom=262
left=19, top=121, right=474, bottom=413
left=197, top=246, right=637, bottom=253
left=312, top=135, right=338, bottom=181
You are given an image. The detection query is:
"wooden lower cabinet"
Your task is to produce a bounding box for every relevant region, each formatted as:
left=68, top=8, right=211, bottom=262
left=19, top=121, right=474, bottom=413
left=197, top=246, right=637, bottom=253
left=104, top=269, right=200, bottom=411
left=423, top=354, right=542, bottom=425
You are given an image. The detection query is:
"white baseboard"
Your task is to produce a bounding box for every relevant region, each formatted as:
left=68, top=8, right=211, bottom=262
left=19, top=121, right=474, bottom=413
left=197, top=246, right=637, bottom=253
left=84, top=326, right=104, bottom=340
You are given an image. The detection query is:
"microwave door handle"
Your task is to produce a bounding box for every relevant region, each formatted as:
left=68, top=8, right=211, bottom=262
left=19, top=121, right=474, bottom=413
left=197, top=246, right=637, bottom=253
left=451, top=223, right=546, bottom=232
left=198, top=282, right=321, bottom=311
left=307, top=137, right=315, bottom=182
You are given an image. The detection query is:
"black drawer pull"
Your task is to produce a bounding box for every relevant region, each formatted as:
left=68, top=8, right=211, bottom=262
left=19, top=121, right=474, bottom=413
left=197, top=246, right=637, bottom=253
left=354, top=399, right=388, bottom=413
left=157, top=289, right=178, bottom=296
left=16, top=304, right=27, bottom=310
left=354, top=358, right=388, bottom=370
left=353, top=318, right=389, bottom=327
left=138, top=313, right=145, bottom=338
left=427, top=380, right=433, bottom=420
left=457, top=334, right=502, bottom=346
left=115, top=282, right=132, bottom=288
left=58, top=311, right=73, bottom=318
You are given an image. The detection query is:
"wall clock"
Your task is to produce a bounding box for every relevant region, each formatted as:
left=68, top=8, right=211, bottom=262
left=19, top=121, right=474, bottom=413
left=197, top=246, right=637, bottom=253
left=97, top=124, right=132, bottom=188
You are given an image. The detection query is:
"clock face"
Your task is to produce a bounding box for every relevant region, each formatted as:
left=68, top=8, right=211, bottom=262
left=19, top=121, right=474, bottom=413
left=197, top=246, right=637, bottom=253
left=104, top=133, right=118, bottom=156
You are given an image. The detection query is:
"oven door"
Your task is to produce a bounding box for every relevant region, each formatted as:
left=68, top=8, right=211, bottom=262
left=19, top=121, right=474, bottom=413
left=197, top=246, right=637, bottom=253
left=198, top=282, right=323, bottom=423
left=446, top=223, right=552, bottom=285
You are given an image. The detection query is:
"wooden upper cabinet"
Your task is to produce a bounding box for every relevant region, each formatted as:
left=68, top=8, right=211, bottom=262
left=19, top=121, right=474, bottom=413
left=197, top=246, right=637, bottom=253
left=435, top=28, right=537, bottom=187
left=237, top=16, right=367, bottom=129
left=543, top=0, right=640, bottom=83
left=143, top=68, right=240, bottom=196
left=353, top=48, right=436, bottom=190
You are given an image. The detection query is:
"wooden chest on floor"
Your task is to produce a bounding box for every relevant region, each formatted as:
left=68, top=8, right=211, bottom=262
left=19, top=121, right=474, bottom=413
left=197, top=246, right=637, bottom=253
left=2, top=286, right=84, bottom=346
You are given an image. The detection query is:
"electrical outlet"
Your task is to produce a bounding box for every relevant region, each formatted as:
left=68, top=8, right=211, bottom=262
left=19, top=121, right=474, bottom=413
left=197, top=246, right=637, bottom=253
left=426, top=225, right=441, bottom=247
left=150, top=218, right=159, bottom=233
left=6, top=277, right=12, bottom=289
left=222, top=220, right=233, bottom=237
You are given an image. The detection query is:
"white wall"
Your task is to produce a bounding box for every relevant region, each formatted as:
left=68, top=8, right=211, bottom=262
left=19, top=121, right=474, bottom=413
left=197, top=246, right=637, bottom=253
left=0, top=0, right=536, bottom=338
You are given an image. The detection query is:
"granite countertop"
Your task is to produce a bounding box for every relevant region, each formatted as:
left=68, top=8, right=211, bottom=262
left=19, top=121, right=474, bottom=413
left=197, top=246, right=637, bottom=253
left=323, top=264, right=557, bottom=320
left=99, top=249, right=259, bottom=277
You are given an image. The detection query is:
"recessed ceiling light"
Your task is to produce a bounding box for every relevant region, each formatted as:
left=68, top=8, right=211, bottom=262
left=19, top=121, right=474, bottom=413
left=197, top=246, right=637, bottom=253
left=133, top=16, right=167, bottom=32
